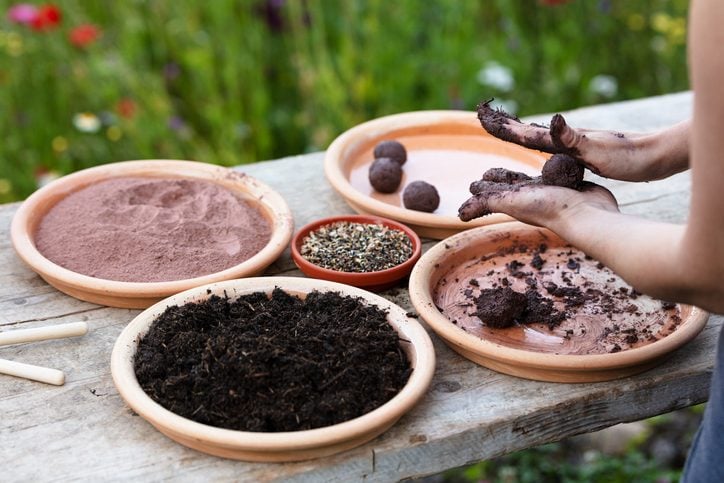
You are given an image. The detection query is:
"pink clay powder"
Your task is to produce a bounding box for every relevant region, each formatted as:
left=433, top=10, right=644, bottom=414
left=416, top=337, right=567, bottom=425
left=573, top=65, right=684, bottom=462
left=34, top=177, right=272, bottom=282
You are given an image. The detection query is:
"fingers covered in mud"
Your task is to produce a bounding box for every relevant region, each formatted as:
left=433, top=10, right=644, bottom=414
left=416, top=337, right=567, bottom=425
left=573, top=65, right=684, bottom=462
left=459, top=154, right=586, bottom=221
left=481, top=168, right=533, bottom=185
left=477, top=100, right=559, bottom=154
left=459, top=191, right=504, bottom=221
left=460, top=176, right=539, bottom=221
left=476, top=100, right=588, bottom=161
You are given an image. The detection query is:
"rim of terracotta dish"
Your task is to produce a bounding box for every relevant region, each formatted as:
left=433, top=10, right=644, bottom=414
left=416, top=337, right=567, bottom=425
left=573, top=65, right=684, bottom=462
left=111, top=276, right=436, bottom=452
left=290, top=214, right=422, bottom=286
left=408, top=222, right=710, bottom=372
left=323, top=110, right=546, bottom=232
left=10, top=160, right=294, bottom=299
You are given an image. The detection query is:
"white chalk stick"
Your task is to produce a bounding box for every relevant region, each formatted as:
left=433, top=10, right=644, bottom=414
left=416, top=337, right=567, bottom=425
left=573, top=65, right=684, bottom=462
left=0, top=358, right=65, bottom=385
left=0, top=322, right=88, bottom=347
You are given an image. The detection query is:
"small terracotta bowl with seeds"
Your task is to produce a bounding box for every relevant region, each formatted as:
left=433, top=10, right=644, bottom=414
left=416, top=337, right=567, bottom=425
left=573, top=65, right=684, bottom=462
left=291, top=214, right=422, bottom=292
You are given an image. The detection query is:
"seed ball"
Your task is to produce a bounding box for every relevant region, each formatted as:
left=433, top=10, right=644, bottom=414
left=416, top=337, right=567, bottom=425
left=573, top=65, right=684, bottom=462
left=403, top=180, right=440, bottom=212
left=541, top=153, right=584, bottom=189
left=369, top=157, right=403, bottom=193
left=373, top=140, right=407, bottom=165
left=474, top=287, right=527, bottom=328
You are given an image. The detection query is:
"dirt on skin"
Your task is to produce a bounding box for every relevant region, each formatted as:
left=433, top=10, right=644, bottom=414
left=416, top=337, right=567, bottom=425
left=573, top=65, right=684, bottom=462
left=476, top=99, right=583, bottom=158
left=469, top=99, right=588, bottom=219
left=459, top=153, right=585, bottom=221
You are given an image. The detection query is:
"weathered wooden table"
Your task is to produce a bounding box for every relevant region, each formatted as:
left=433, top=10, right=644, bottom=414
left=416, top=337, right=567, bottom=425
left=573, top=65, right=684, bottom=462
left=2, top=92, right=720, bottom=482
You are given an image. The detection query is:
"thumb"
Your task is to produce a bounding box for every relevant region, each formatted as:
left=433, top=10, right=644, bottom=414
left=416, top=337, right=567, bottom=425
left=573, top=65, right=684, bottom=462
left=549, top=114, right=581, bottom=154
left=458, top=188, right=519, bottom=221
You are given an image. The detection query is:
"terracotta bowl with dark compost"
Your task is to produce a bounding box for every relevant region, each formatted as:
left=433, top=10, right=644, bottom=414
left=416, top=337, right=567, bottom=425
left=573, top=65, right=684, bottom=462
left=111, top=276, right=435, bottom=461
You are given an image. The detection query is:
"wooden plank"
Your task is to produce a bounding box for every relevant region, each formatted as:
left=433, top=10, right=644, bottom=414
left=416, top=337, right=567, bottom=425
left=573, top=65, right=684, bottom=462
left=1, top=91, right=719, bottom=481
left=1, top=309, right=719, bottom=481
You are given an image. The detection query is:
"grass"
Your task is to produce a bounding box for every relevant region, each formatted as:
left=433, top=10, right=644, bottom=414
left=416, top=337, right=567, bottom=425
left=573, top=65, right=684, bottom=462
left=0, top=0, right=688, bottom=202
left=437, top=404, right=704, bottom=483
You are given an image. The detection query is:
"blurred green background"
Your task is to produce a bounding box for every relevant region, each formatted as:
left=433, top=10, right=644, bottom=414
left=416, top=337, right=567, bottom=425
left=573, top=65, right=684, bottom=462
left=0, top=0, right=688, bottom=202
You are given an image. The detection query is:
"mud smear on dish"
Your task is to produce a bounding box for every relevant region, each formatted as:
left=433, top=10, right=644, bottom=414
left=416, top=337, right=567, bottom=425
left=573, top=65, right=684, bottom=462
left=434, top=243, right=681, bottom=355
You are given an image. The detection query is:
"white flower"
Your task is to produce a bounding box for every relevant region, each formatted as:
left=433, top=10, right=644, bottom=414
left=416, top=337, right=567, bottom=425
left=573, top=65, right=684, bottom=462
left=476, top=61, right=515, bottom=92
left=589, top=74, right=618, bottom=98
left=73, top=112, right=101, bottom=133
left=35, top=169, right=60, bottom=188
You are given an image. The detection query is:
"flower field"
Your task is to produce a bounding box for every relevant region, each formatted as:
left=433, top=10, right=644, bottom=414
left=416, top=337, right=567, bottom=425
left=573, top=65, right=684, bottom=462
left=1, top=1, right=688, bottom=202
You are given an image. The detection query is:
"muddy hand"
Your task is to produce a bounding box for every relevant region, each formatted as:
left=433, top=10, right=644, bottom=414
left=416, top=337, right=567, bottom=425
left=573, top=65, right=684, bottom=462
left=459, top=180, right=618, bottom=226
left=477, top=100, right=690, bottom=182
left=462, top=167, right=542, bottom=220
left=477, top=99, right=568, bottom=155
left=477, top=99, right=616, bottom=162
left=469, top=168, right=533, bottom=195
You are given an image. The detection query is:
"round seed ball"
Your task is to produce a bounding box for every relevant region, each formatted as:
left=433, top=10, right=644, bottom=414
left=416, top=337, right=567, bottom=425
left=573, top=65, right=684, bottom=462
left=368, top=157, right=403, bottom=193
left=474, top=287, right=527, bottom=329
left=403, top=180, right=440, bottom=212
left=541, top=153, right=584, bottom=189
left=373, top=140, right=407, bottom=165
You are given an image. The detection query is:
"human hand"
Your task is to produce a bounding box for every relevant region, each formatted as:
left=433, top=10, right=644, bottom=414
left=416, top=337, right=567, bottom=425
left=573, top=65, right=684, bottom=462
left=477, top=100, right=689, bottom=182
left=458, top=168, right=619, bottom=227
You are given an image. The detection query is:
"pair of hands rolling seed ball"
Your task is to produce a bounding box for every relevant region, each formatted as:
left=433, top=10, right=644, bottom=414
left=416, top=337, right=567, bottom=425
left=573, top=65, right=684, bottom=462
left=368, top=140, right=440, bottom=212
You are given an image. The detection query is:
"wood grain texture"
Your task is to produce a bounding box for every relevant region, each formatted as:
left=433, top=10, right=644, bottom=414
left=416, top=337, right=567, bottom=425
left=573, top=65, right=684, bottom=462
left=2, top=91, right=721, bottom=482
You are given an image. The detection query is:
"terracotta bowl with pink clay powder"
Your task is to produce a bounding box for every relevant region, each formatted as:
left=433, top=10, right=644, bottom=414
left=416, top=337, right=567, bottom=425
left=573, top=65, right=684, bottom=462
left=11, top=160, right=294, bottom=309
left=324, top=110, right=547, bottom=239
left=408, top=222, right=710, bottom=382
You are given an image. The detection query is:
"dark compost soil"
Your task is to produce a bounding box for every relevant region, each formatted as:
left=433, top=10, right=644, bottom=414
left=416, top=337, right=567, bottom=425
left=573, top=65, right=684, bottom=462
left=473, top=286, right=567, bottom=330
left=134, top=288, right=412, bottom=432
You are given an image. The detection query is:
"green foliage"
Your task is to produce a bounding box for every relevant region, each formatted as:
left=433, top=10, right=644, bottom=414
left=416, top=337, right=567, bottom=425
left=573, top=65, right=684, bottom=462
left=441, top=404, right=705, bottom=483
left=0, top=0, right=689, bottom=202
left=444, top=443, right=681, bottom=483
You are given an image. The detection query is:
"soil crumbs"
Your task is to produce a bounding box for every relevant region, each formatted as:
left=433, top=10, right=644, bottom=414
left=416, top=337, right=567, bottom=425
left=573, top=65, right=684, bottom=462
left=134, top=288, right=411, bottom=432
left=434, top=242, right=682, bottom=355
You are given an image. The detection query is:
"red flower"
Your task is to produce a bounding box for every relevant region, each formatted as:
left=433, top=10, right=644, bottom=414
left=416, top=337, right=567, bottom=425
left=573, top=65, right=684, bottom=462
left=116, top=98, right=136, bottom=119
left=69, top=24, right=100, bottom=48
left=30, top=4, right=61, bottom=31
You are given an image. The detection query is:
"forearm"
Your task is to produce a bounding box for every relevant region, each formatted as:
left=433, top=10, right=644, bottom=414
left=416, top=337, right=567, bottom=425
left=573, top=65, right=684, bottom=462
left=550, top=204, right=720, bottom=311
left=636, top=120, right=690, bottom=180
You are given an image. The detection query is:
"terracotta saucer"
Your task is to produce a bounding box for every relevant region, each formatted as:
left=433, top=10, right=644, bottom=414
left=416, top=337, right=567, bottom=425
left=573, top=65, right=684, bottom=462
left=10, top=160, right=294, bottom=309
left=291, top=214, right=422, bottom=291
left=408, top=222, right=709, bottom=382
left=324, top=110, right=546, bottom=239
left=110, top=276, right=435, bottom=461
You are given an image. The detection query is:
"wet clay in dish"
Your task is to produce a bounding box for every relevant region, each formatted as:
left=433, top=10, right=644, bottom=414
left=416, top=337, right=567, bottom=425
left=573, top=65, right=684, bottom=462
left=434, top=241, right=682, bottom=356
